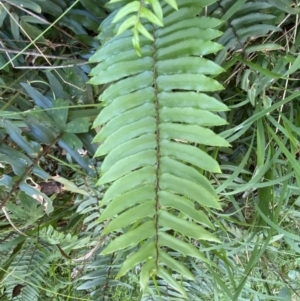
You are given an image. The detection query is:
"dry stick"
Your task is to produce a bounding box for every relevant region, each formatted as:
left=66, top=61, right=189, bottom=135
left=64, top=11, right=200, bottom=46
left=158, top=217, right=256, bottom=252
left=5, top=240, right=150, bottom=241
left=0, top=133, right=63, bottom=210
left=12, top=62, right=88, bottom=69
left=0, top=44, right=87, bottom=69
left=0, top=47, right=85, bottom=60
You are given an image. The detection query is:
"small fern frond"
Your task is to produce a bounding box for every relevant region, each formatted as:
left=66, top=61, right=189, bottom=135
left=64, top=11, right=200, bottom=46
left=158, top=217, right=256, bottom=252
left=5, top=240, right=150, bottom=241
left=77, top=251, right=131, bottom=299
left=4, top=244, right=52, bottom=301
left=208, top=0, right=280, bottom=64
left=89, top=0, right=229, bottom=297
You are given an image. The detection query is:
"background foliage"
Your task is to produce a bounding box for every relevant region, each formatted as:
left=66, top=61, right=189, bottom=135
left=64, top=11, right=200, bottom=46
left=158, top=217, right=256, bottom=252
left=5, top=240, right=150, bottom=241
left=1, top=0, right=300, bottom=300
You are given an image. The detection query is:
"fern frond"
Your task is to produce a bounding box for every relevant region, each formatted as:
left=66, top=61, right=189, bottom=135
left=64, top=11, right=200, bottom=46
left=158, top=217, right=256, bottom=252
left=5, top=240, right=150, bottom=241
left=208, top=0, right=280, bottom=64
left=89, top=0, right=229, bottom=296
left=4, top=244, right=52, bottom=301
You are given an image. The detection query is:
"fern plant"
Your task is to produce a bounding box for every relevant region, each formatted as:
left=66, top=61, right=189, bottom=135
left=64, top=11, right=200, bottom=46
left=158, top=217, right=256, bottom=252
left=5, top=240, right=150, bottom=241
left=3, top=242, right=53, bottom=301
left=209, top=0, right=280, bottom=65
left=88, top=0, right=229, bottom=297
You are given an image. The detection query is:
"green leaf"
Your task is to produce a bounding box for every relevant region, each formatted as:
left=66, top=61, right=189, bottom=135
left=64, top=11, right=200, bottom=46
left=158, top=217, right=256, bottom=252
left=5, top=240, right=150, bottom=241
left=245, top=43, right=283, bottom=54
left=159, top=191, right=214, bottom=228
left=158, top=267, right=187, bottom=297
left=117, top=241, right=156, bottom=278
left=157, top=57, right=224, bottom=75
left=159, top=210, right=220, bottom=242
left=269, top=0, right=300, bottom=14
left=0, top=4, right=8, bottom=27
left=148, top=0, right=163, bottom=21
left=91, top=47, right=152, bottom=77
left=116, top=15, right=137, bottom=36
left=158, top=27, right=222, bottom=48
left=89, top=36, right=152, bottom=64
left=101, top=220, right=156, bottom=254
left=140, top=7, right=163, bottom=26
left=136, top=22, right=154, bottom=41
left=52, top=98, right=69, bottom=128
left=98, top=185, right=155, bottom=221
left=20, top=83, right=52, bottom=109
left=65, top=117, right=90, bottom=133
left=101, top=167, right=156, bottom=205
left=157, top=267, right=187, bottom=298
left=0, top=120, right=37, bottom=157
left=94, top=88, right=154, bottom=124
left=160, top=173, right=221, bottom=209
left=140, top=259, right=155, bottom=292
left=15, top=192, right=44, bottom=225
left=99, top=149, right=156, bottom=184
left=19, top=20, right=46, bottom=43
left=159, top=92, right=228, bottom=111
left=103, top=201, right=155, bottom=233
left=160, top=123, right=230, bottom=147
left=237, top=24, right=280, bottom=40
left=10, top=12, right=19, bottom=41
left=113, top=1, right=140, bottom=23
left=132, top=27, right=142, bottom=56
left=21, top=15, right=49, bottom=24
left=163, top=6, right=209, bottom=27
left=159, top=250, right=194, bottom=280
left=158, top=232, right=208, bottom=262
left=157, top=17, right=222, bottom=38
left=59, top=17, right=87, bottom=35
left=61, top=133, right=82, bottom=149
left=232, top=13, right=275, bottom=27
left=38, top=1, right=63, bottom=16
left=160, top=107, right=227, bottom=126
left=94, top=117, right=156, bottom=155
left=9, top=0, right=41, bottom=13
left=0, top=154, right=27, bottom=176
left=0, top=175, right=13, bottom=189
left=157, top=39, right=223, bottom=59
left=89, top=57, right=153, bottom=85
left=101, top=133, right=156, bottom=171
left=163, top=0, right=178, bottom=10
left=284, top=53, right=300, bottom=76
left=234, top=55, right=283, bottom=78
left=157, top=74, right=223, bottom=92
left=69, top=12, right=99, bottom=32
left=160, top=139, right=221, bottom=173
left=99, top=71, right=154, bottom=103
left=96, top=103, right=155, bottom=140
left=79, top=0, right=106, bottom=18
left=160, top=156, right=218, bottom=197
left=221, top=0, right=247, bottom=21
left=54, top=177, right=89, bottom=196
left=0, top=236, right=26, bottom=253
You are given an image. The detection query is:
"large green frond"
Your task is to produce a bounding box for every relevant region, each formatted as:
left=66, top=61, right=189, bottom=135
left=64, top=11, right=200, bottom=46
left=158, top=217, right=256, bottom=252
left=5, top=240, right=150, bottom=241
left=89, top=0, right=228, bottom=297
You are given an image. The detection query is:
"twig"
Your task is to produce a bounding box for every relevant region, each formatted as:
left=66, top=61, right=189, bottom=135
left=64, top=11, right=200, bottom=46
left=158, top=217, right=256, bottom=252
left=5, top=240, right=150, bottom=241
left=0, top=47, right=84, bottom=60
left=12, top=62, right=88, bottom=69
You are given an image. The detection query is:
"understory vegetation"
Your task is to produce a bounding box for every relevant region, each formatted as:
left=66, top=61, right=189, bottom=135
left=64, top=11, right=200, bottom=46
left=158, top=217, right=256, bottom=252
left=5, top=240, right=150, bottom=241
left=1, top=0, right=300, bottom=300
